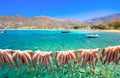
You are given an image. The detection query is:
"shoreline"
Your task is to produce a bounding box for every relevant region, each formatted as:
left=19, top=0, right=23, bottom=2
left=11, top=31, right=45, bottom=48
left=1, top=29, right=120, bottom=32
left=99, top=30, right=120, bottom=32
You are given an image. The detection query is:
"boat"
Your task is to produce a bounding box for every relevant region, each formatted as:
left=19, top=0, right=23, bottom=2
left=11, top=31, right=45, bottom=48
left=87, top=34, right=99, bottom=38
left=61, top=30, right=70, bottom=33
left=0, top=30, right=6, bottom=33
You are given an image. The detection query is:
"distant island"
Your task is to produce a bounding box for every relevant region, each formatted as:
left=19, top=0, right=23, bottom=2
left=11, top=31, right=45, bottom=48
left=0, top=13, right=120, bottom=30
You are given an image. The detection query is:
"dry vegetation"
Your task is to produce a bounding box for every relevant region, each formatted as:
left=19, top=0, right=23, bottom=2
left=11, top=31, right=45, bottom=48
left=0, top=15, right=84, bottom=29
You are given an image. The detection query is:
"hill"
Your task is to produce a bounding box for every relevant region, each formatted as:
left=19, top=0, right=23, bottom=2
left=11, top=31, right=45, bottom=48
left=84, top=13, right=120, bottom=24
left=90, top=19, right=120, bottom=30
left=0, top=15, right=82, bottom=29
left=1, top=13, right=120, bottom=29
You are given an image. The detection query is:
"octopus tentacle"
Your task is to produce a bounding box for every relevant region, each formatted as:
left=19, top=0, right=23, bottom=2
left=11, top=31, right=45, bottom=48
left=24, top=51, right=32, bottom=63
left=55, top=52, right=59, bottom=68
left=78, top=51, right=85, bottom=66
left=44, top=56, right=49, bottom=72
left=82, top=51, right=88, bottom=67
left=69, top=51, right=76, bottom=61
left=90, top=54, right=95, bottom=69
left=94, top=53, right=99, bottom=65
left=32, top=52, right=39, bottom=68
left=100, top=49, right=105, bottom=64
left=63, top=52, right=66, bottom=65
left=68, top=54, right=72, bottom=71
left=108, top=49, right=114, bottom=64
left=74, top=51, right=78, bottom=64
left=6, top=52, right=18, bottom=68
left=60, top=52, right=64, bottom=66
left=103, top=48, right=112, bottom=65
left=22, top=54, right=30, bottom=68
left=48, top=53, right=54, bottom=71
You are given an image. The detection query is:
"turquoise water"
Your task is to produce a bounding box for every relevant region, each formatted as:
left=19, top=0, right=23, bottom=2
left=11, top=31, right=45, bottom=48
left=0, top=30, right=120, bottom=51
left=0, top=30, right=120, bottom=78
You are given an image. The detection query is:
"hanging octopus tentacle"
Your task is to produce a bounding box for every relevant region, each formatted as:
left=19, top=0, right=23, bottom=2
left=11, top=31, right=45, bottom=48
left=103, top=47, right=112, bottom=65
left=92, top=48, right=99, bottom=65
left=44, top=55, right=49, bottom=72
left=60, top=52, right=64, bottom=66
left=55, top=52, right=59, bottom=68
left=63, top=52, right=66, bottom=65
left=74, top=51, right=78, bottom=64
left=82, top=51, right=89, bottom=67
left=68, top=53, right=72, bottom=71
left=32, top=52, right=39, bottom=68
left=12, top=51, right=20, bottom=68
left=23, top=50, right=33, bottom=64
left=69, top=51, right=77, bottom=64
left=78, top=51, right=85, bottom=66
left=22, top=53, right=30, bottom=68
left=48, top=52, right=53, bottom=71
left=100, top=48, right=105, bottom=64
left=90, top=53, right=95, bottom=69
left=108, top=48, right=114, bottom=64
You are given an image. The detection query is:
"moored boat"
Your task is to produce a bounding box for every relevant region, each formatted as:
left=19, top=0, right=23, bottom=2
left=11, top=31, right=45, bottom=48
left=61, top=30, right=70, bottom=33
left=0, top=30, right=6, bottom=33
left=87, top=34, right=99, bottom=38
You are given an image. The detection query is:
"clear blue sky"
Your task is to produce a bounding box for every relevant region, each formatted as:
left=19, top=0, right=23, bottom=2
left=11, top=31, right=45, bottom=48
left=0, top=0, right=120, bottom=20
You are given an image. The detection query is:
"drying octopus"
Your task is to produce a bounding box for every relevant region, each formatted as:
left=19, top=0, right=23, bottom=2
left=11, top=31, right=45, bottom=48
left=12, top=50, right=33, bottom=69
left=32, top=50, right=53, bottom=72
left=78, top=48, right=99, bottom=69
left=100, top=46, right=120, bottom=66
left=0, top=49, right=17, bottom=69
left=55, top=50, right=78, bottom=71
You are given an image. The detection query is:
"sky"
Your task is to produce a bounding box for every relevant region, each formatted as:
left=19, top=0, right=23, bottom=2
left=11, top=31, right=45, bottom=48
left=0, top=0, right=120, bottom=20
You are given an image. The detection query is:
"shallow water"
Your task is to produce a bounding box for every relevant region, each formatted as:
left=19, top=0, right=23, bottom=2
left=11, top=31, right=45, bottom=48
left=0, top=30, right=120, bottom=78
left=0, top=30, right=120, bottom=51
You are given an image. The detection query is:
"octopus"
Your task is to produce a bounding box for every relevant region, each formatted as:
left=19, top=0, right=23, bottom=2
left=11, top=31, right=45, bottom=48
left=78, top=48, right=99, bottom=69
left=55, top=50, right=78, bottom=71
left=23, top=50, right=34, bottom=64
left=32, top=50, right=53, bottom=72
left=0, top=45, right=120, bottom=71
left=100, top=46, right=120, bottom=66
left=0, top=49, right=16, bottom=69
left=12, top=50, right=31, bottom=69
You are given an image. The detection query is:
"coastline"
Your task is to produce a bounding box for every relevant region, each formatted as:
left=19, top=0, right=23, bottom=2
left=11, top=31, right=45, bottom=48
left=1, top=29, right=120, bottom=32
left=99, top=30, right=120, bottom=32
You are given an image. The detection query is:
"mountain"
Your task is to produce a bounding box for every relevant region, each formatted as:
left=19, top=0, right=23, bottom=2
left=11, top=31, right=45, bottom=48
left=0, top=15, right=82, bottom=29
left=83, top=13, right=120, bottom=24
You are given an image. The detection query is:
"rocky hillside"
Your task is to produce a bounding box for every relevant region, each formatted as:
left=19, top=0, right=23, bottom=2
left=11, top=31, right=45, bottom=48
left=0, top=15, right=82, bottom=29
left=84, top=13, right=120, bottom=24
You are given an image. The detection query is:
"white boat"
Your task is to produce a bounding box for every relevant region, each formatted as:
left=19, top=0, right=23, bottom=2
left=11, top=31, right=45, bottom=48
left=87, top=34, right=99, bottom=38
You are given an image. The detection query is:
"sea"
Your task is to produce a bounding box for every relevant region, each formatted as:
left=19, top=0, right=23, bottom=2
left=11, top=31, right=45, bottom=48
left=0, top=30, right=120, bottom=78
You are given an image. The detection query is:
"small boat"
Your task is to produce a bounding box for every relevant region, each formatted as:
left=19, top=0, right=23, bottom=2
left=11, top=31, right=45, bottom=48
left=87, top=34, right=99, bottom=38
left=0, top=30, right=6, bottom=33
left=61, top=30, right=70, bottom=33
